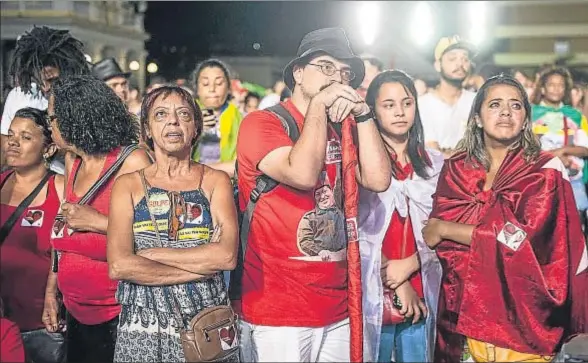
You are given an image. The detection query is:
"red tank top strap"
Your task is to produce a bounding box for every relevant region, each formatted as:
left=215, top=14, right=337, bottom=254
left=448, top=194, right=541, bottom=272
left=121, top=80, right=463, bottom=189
left=65, top=158, right=81, bottom=201
left=0, top=170, right=15, bottom=190
left=65, top=147, right=122, bottom=202
left=45, top=174, right=60, bottom=204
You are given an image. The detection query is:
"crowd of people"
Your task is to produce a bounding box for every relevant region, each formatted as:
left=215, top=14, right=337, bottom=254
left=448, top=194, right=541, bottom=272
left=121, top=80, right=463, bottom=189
left=0, top=24, right=587, bottom=363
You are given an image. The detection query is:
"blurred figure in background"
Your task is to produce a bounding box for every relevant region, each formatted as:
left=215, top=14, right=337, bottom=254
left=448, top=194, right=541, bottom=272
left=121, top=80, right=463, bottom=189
left=414, top=78, right=428, bottom=96
left=418, top=36, right=476, bottom=158
left=513, top=68, right=535, bottom=99
left=530, top=67, right=588, bottom=232
left=358, top=55, right=384, bottom=99
left=243, top=92, right=261, bottom=115
left=191, top=59, right=242, bottom=177
left=280, top=86, right=292, bottom=102
left=91, top=58, right=131, bottom=104
left=145, top=76, right=168, bottom=95
left=126, top=79, right=143, bottom=117
left=571, top=83, right=586, bottom=113
left=1, top=26, right=90, bottom=174
left=258, top=80, right=287, bottom=110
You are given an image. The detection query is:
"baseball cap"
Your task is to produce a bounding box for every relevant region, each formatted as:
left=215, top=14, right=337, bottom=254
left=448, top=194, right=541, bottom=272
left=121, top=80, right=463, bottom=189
left=434, top=35, right=477, bottom=61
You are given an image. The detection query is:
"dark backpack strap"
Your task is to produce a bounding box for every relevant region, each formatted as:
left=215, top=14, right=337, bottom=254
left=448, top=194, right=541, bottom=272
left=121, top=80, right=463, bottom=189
left=266, top=103, right=300, bottom=142
left=229, top=105, right=298, bottom=300
left=239, top=104, right=299, bottom=259
left=0, top=171, right=55, bottom=245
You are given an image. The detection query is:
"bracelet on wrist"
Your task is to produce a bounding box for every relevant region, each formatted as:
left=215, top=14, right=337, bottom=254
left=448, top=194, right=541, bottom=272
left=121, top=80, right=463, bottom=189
left=355, top=109, right=375, bottom=123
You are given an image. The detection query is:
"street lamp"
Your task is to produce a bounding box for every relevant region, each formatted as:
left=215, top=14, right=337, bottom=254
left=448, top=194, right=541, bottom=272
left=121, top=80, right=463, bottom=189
left=84, top=54, right=92, bottom=63
left=411, top=2, right=434, bottom=48
left=129, top=61, right=140, bottom=71
left=468, top=1, right=487, bottom=47
left=358, top=2, right=379, bottom=47
left=147, top=62, right=158, bottom=74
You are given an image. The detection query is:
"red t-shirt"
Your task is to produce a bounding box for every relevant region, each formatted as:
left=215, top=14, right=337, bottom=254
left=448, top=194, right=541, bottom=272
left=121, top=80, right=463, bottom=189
left=52, top=148, right=122, bottom=325
left=380, top=160, right=424, bottom=298
left=237, top=100, right=348, bottom=327
left=0, top=318, right=24, bottom=363
left=0, top=172, right=60, bottom=331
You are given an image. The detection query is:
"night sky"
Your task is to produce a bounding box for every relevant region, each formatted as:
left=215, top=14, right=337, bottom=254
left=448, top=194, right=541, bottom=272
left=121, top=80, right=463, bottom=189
left=144, top=1, right=466, bottom=81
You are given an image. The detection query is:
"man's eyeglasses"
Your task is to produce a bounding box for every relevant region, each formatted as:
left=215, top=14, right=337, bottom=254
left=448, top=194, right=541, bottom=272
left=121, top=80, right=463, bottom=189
left=307, top=63, right=356, bottom=82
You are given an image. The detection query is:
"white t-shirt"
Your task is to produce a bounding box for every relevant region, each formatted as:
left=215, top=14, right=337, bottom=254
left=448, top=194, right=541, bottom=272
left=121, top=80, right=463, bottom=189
left=1, top=85, right=48, bottom=135
left=258, top=93, right=280, bottom=110
left=418, top=89, right=476, bottom=149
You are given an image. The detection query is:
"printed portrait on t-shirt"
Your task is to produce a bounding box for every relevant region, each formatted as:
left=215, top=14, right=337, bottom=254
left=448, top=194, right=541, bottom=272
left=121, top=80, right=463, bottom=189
left=21, top=210, right=44, bottom=227
left=185, top=202, right=204, bottom=225
left=294, top=168, right=346, bottom=262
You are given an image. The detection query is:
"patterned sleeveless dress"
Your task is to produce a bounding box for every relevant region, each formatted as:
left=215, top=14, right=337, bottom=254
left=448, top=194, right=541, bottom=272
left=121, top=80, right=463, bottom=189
left=114, top=183, right=237, bottom=362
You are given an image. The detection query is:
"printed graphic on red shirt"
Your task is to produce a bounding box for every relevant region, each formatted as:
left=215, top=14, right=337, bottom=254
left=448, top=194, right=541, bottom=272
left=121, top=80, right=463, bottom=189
left=292, top=138, right=346, bottom=262
left=51, top=216, right=66, bottom=239
left=21, top=210, right=44, bottom=227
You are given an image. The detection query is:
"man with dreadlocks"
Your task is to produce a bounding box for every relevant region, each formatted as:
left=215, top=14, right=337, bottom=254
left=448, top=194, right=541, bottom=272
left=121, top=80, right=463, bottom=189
left=1, top=26, right=89, bottom=171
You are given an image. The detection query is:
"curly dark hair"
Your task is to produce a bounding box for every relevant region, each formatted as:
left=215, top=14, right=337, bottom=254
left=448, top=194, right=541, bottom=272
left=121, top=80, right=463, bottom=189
left=140, top=86, right=203, bottom=150
left=14, top=107, right=52, bottom=145
left=531, top=66, right=573, bottom=105
left=51, top=75, right=138, bottom=155
left=9, top=26, right=89, bottom=94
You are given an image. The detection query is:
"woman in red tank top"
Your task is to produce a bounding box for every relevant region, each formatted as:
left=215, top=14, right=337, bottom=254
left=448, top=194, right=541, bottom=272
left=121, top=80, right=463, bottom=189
left=0, top=108, right=65, bottom=363
left=43, top=76, right=151, bottom=363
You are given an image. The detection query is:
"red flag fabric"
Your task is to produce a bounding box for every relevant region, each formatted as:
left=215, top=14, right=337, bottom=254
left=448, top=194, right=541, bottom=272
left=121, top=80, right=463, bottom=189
left=341, top=117, right=363, bottom=362
left=431, top=149, right=588, bottom=361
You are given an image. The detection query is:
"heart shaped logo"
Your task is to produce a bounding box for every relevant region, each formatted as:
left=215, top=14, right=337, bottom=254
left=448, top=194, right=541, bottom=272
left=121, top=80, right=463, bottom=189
left=218, top=325, right=236, bottom=349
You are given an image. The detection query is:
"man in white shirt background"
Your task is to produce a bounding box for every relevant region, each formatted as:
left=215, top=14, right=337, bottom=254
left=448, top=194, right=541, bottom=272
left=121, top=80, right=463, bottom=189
left=418, top=36, right=476, bottom=158
left=0, top=26, right=89, bottom=172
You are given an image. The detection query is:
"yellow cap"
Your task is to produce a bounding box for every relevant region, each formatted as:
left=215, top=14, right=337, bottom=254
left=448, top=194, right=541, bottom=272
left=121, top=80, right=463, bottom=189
left=434, top=35, right=475, bottom=61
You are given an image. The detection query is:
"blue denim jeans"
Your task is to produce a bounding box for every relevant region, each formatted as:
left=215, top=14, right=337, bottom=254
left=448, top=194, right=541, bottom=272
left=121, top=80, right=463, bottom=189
left=571, top=179, right=588, bottom=211
left=378, top=319, right=426, bottom=362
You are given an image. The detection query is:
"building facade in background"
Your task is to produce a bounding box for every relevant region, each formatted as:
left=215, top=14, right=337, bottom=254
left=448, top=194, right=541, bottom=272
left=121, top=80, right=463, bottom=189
left=493, top=0, right=588, bottom=72
left=1, top=0, right=149, bottom=100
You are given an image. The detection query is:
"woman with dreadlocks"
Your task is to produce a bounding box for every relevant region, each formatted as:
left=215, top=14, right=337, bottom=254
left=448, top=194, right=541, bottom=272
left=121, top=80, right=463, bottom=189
left=42, top=75, right=151, bottom=363
left=422, top=75, right=587, bottom=362
left=1, top=26, right=89, bottom=173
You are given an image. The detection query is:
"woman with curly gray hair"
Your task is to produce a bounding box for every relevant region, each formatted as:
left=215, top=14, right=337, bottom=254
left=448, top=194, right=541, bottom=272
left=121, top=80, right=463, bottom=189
left=422, top=75, right=587, bottom=362
left=42, top=75, right=151, bottom=363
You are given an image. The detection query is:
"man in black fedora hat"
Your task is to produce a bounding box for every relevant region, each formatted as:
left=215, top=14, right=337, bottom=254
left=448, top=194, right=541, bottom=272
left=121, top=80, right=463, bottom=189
left=91, top=58, right=131, bottom=103
left=236, top=27, right=391, bottom=362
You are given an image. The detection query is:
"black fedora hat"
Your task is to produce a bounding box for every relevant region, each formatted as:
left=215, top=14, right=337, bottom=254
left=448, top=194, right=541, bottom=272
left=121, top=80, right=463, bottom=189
left=91, top=57, right=131, bottom=82
left=283, top=28, right=365, bottom=90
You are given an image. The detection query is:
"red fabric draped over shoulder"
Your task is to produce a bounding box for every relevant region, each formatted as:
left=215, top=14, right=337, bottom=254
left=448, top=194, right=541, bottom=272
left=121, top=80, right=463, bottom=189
left=431, top=149, right=588, bottom=361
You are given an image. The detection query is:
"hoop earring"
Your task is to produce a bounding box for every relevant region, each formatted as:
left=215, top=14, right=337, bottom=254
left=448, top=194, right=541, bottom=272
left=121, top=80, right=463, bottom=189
left=43, top=154, right=50, bottom=168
